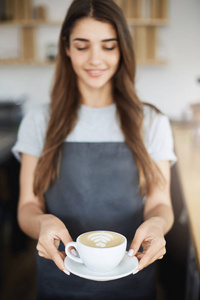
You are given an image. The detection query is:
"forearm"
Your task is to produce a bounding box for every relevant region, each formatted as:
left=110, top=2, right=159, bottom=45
left=144, top=203, right=174, bottom=235
left=18, top=202, right=50, bottom=240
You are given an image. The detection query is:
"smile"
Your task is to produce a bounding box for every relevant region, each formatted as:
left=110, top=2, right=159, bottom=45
left=85, top=69, right=106, bottom=77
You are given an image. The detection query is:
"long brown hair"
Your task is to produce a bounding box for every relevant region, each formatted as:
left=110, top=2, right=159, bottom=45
left=34, top=0, right=163, bottom=198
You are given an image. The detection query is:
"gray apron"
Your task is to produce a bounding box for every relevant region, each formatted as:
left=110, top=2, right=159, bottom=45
left=36, top=142, right=156, bottom=300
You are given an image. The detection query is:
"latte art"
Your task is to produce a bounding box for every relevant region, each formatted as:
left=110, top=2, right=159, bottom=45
left=79, top=231, right=125, bottom=248
left=89, top=232, right=114, bottom=247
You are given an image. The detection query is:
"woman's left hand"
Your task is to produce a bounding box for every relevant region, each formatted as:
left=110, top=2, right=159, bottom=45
left=129, top=217, right=166, bottom=271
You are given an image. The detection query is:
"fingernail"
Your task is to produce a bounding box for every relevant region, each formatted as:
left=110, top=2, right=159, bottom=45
left=71, top=249, right=78, bottom=257
left=63, top=269, right=70, bottom=276
left=132, top=269, right=139, bottom=275
left=128, top=249, right=134, bottom=257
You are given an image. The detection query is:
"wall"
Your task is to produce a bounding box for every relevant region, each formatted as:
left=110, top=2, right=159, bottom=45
left=0, top=0, right=200, bottom=119
left=136, top=0, right=200, bottom=119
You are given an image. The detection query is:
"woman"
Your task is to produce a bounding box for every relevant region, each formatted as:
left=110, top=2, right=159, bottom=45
left=12, top=0, right=177, bottom=299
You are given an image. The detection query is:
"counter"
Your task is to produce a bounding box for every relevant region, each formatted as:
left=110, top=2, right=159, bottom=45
left=172, top=124, right=200, bottom=275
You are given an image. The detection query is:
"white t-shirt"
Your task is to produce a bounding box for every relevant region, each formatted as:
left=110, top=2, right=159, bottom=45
left=12, top=103, right=177, bottom=165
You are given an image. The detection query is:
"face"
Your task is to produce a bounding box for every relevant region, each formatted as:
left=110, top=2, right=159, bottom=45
left=66, top=18, right=120, bottom=93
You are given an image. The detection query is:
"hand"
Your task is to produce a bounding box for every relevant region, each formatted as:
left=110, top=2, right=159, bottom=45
left=129, top=217, right=166, bottom=271
left=36, top=214, right=73, bottom=273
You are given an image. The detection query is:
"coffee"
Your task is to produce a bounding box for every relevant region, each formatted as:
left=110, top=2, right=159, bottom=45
left=79, top=231, right=124, bottom=248
left=65, top=230, right=127, bottom=272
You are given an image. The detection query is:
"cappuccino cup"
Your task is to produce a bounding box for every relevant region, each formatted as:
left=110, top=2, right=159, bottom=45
left=65, top=230, right=127, bottom=273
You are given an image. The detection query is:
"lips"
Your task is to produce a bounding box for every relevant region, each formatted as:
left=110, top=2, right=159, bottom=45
left=85, top=69, right=106, bottom=77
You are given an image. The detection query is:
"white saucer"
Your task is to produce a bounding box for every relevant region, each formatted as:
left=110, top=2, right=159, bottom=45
left=64, top=251, right=138, bottom=281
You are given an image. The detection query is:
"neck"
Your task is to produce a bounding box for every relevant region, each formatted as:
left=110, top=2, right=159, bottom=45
left=78, top=82, right=114, bottom=108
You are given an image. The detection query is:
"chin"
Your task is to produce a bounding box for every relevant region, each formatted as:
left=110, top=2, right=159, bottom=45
left=88, top=84, right=109, bottom=90
left=87, top=79, right=112, bottom=89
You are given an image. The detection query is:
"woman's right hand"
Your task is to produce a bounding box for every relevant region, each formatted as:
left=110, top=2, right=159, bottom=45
left=36, top=214, right=73, bottom=273
left=18, top=154, right=72, bottom=274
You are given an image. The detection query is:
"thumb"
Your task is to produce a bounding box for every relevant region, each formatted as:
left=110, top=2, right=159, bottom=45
left=56, top=229, right=75, bottom=256
left=56, top=228, right=73, bottom=247
left=128, top=228, right=146, bottom=257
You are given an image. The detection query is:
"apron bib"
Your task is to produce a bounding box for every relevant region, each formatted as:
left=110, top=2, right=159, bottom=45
left=36, top=142, right=156, bottom=300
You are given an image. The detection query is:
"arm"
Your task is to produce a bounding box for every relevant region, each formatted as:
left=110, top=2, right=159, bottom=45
left=129, top=161, right=174, bottom=271
left=18, top=153, right=72, bottom=272
left=18, top=153, right=46, bottom=239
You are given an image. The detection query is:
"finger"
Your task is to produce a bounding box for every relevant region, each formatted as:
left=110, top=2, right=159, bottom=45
left=136, top=252, right=145, bottom=261
left=50, top=230, right=74, bottom=258
left=39, top=237, right=66, bottom=271
left=54, top=228, right=73, bottom=247
left=36, top=242, right=43, bottom=252
left=52, top=251, right=70, bottom=275
left=150, top=247, right=166, bottom=262
left=36, top=243, right=51, bottom=259
left=146, top=239, right=166, bottom=263
left=38, top=238, right=64, bottom=256
left=38, top=251, right=51, bottom=259
left=50, top=249, right=69, bottom=274
left=51, top=249, right=67, bottom=271
left=37, top=242, right=69, bottom=273
left=137, top=242, right=158, bottom=270
left=54, top=239, right=60, bottom=249
left=37, top=240, right=65, bottom=260
left=38, top=251, right=45, bottom=258
left=138, top=247, right=166, bottom=270
left=129, top=227, right=147, bottom=256
left=60, top=251, right=67, bottom=260
left=138, top=250, right=153, bottom=270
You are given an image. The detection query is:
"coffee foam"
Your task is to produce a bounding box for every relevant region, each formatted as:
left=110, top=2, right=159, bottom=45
left=79, top=231, right=124, bottom=248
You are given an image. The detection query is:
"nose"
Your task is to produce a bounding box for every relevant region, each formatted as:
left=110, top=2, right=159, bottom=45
left=88, top=46, right=102, bottom=66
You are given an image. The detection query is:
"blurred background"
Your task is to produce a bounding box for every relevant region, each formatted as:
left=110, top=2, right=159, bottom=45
left=0, top=0, right=200, bottom=299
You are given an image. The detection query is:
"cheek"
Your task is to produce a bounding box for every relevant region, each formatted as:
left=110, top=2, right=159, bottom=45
left=70, top=53, right=84, bottom=72
left=109, top=53, right=120, bottom=70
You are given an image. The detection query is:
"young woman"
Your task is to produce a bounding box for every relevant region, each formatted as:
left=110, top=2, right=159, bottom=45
left=12, top=0, right=177, bottom=299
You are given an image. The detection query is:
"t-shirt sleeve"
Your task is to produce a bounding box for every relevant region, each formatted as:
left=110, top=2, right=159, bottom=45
left=12, top=105, right=49, bottom=162
left=144, top=110, right=177, bottom=166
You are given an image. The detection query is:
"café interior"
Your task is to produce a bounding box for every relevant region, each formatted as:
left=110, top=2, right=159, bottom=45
left=0, top=0, right=200, bottom=299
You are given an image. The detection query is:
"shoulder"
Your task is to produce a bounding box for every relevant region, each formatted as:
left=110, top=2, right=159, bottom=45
left=143, top=103, right=164, bottom=126
left=24, top=103, right=50, bottom=125
left=143, top=103, right=163, bottom=141
left=143, top=103, right=169, bottom=137
left=22, top=103, right=50, bottom=136
left=142, top=103, right=177, bottom=164
left=12, top=103, right=50, bottom=161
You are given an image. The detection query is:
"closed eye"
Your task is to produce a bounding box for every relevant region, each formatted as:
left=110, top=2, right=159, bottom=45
left=77, top=47, right=88, bottom=51
left=76, top=46, right=117, bottom=51
left=104, top=47, right=115, bottom=51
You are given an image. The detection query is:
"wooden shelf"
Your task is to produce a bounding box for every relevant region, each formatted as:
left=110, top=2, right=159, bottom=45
left=0, top=58, right=56, bottom=66
left=136, top=59, right=167, bottom=66
left=114, top=0, right=169, bottom=64
left=0, top=19, right=62, bottom=27
left=0, top=58, right=167, bottom=67
left=1, top=0, right=169, bottom=67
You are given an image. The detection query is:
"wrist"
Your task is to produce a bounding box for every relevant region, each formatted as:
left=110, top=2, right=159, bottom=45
left=147, top=216, right=166, bottom=234
left=39, top=213, right=56, bottom=226
left=144, top=204, right=174, bottom=235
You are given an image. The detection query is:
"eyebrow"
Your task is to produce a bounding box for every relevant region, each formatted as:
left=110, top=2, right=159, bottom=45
left=72, top=38, right=118, bottom=42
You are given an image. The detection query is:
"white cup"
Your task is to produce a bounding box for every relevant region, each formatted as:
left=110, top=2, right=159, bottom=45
left=65, top=231, right=127, bottom=273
